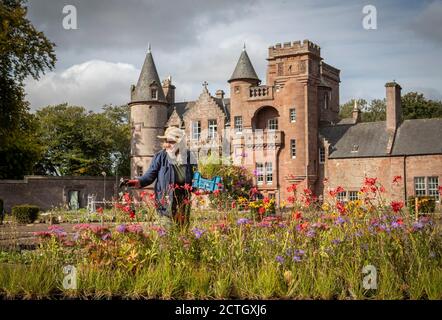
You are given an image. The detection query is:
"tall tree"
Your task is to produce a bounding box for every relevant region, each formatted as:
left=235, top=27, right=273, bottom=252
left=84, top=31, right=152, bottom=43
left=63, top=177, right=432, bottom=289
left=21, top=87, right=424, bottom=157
left=402, top=92, right=442, bottom=120
left=0, top=0, right=56, bottom=178
left=34, top=104, right=130, bottom=177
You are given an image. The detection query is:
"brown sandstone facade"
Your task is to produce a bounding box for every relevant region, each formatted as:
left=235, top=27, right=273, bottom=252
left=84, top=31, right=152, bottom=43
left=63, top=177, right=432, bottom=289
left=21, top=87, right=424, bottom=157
left=130, top=40, right=442, bottom=206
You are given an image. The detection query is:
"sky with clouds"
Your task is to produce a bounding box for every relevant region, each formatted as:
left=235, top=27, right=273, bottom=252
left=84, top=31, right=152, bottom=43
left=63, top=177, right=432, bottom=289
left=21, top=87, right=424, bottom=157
left=24, top=0, right=442, bottom=112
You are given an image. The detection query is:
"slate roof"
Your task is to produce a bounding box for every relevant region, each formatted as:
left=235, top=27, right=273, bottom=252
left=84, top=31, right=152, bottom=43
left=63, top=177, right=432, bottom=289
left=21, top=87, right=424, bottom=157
left=228, top=50, right=260, bottom=83
left=392, top=119, right=442, bottom=155
left=320, top=118, right=442, bottom=158
left=131, top=50, right=167, bottom=103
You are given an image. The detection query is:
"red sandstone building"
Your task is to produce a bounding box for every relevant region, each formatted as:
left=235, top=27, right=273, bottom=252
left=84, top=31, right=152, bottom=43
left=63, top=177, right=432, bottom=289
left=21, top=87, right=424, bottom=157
left=129, top=40, right=442, bottom=206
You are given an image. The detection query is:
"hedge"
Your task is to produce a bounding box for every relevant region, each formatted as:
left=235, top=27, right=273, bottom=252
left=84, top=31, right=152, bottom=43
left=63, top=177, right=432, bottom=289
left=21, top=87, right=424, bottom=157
left=11, top=204, right=40, bottom=224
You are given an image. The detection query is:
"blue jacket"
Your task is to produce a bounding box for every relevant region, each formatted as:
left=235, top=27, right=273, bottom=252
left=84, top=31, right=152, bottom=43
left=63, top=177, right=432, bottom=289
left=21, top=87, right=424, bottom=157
left=137, top=149, right=196, bottom=217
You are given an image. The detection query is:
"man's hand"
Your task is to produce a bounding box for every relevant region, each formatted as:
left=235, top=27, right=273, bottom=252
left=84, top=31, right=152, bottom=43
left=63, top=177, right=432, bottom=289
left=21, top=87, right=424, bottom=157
left=119, top=179, right=141, bottom=188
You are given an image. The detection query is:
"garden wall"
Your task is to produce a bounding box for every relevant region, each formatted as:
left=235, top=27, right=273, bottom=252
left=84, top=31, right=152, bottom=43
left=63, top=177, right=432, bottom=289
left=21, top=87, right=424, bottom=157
left=0, top=176, right=120, bottom=212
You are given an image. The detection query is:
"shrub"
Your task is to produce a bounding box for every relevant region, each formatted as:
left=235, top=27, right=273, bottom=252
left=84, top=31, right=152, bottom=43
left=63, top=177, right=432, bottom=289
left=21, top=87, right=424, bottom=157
left=198, top=155, right=254, bottom=209
left=12, top=205, right=40, bottom=224
left=407, top=196, right=436, bottom=215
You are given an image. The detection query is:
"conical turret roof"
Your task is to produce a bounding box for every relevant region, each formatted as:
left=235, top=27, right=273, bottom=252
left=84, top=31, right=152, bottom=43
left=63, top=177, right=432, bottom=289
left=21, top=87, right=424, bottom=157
left=131, top=47, right=167, bottom=103
left=228, top=48, right=259, bottom=83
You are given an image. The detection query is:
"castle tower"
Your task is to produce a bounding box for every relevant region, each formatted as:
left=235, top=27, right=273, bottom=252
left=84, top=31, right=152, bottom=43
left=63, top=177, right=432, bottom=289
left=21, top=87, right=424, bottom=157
left=129, top=46, right=168, bottom=178
left=228, top=45, right=261, bottom=132
left=266, top=40, right=323, bottom=193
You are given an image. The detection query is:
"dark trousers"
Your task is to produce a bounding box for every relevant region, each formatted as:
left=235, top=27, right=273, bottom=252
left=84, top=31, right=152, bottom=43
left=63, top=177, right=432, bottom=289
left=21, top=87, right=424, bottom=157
left=171, top=188, right=191, bottom=227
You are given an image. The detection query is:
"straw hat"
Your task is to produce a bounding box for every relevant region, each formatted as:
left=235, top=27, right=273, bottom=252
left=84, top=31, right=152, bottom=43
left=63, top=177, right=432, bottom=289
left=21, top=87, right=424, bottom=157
left=157, top=126, right=185, bottom=143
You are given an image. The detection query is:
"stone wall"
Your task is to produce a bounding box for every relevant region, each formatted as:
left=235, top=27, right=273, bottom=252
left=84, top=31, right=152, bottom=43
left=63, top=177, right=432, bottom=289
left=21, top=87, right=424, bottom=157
left=0, top=176, right=120, bottom=212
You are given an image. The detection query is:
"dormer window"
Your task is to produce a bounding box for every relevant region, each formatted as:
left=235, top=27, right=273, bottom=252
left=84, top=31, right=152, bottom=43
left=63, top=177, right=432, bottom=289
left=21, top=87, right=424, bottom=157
left=151, top=89, right=158, bottom=100
left=351, top=144, right=359, bottom=153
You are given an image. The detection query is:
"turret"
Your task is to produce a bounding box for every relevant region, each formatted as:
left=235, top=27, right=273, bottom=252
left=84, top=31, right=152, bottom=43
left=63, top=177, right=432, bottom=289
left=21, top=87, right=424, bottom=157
left=129, top=45, right=168, bottom=178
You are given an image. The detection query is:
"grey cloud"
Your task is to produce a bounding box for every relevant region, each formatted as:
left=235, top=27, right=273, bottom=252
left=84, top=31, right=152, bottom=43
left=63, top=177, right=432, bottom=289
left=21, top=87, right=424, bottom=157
left=410, top=1, right=442, bottom=43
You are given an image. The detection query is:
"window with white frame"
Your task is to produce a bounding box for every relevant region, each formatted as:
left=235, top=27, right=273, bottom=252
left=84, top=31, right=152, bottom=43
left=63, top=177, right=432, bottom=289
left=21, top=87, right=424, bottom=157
left=337, top=191, right=347, bottom=202
left=319, top=147, right=325, bottom=163
left=192, top=121, right=201, bottom=140
left=208, top=119, right=217, bottom=140
left=428, top=177, right=439, bottom=200
left=324, top=92, right=330, bottom=109
left=268, top=118, right=278, bottom=130
left=256, top=163, right=264, bottom=185
left=414, top=177, right=426, bottom=196
left=234, top=116, right=243, bottom=134
left=290, top=108, right=296, bottom=123
left=290, top=139, right=296, bottom=158
left=136, top=166, right=143, bottom=177
left=265, top=162, right=273, bottom=185
left=348, top=191, right=358, bottom=201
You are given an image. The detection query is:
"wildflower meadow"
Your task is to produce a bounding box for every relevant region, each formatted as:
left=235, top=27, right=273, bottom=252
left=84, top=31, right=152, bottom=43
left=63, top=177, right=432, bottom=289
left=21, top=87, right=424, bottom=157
left=0, top=175, right=441, bottom=300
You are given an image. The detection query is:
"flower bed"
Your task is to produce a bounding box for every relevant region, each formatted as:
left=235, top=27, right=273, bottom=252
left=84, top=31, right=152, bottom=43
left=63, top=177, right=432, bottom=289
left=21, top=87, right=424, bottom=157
left=0, top=176, right=441, bottom=299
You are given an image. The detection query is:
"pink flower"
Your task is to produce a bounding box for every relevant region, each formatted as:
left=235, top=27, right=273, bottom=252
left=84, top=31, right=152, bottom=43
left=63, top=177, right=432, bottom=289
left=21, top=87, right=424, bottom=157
left=364, top=177, right=377, bottom=187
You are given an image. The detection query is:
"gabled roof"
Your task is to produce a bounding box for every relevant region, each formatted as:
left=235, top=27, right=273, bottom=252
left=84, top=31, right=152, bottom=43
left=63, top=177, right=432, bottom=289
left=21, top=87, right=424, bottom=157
left=320, top=118, right=442, bottom=158
left=228, top=49, right=260, bottom=83
left=131, top=50, right=167, bottom=103
left=173, top=98, right=231, bottom=122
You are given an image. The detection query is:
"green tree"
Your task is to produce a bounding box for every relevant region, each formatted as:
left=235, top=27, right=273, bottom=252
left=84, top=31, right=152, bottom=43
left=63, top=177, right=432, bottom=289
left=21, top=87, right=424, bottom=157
left=402, top=92, right=442, bottom=120
left=34, top=104, right=130, bottom=177
left=0, top=0, right=56, bottom=178
left=339, top=99, right=367, bottom=119
left=361, top=99, right=386, bottom=122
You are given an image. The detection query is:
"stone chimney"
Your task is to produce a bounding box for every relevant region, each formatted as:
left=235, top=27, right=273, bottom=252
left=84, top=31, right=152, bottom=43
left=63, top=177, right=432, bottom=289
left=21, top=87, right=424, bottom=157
left=215, top=89, right=225, bottom=99
left=162, top=75, right=175, bottom=105
left=352, top=99, right=361, bottom=123
left=385, top=81, right=402, bottom=131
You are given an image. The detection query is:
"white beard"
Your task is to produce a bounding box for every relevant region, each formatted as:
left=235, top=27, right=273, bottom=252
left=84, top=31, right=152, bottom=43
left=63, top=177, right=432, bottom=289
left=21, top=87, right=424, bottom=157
left=166, top=146, right=183, bottom=165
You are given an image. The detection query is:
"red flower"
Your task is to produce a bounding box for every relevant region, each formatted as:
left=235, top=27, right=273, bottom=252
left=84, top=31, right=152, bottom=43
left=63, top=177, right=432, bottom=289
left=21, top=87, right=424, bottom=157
left=364, top=177, right=377, bottom=187
left=250, top=187, right=259, bottom=195
left=140, top=191, right=148, bottom=198
left=299, top=222, right=309, bottom=231
left=263, top=197, right=270, bottom=204
left=258, top=207, right=266, bottom=215
left=292, top=211, right=302, bottom=220
left=397, top=217, right=404, bottom=225
left=287, top=183, right=297, bottom=193
left=329, top=186, right=345, bottom=198
left=183, top=198, right=191, bottom=205
left=97, top=207, right=103, bottom=214
left=379, top=186, right=386, bottom=193
left=287, top=196, right=295, bottom=204
left=213, top=189, right=220, bottom=197
left=183, top=183, right=192, bottom=191
left=149, top=193, right=155, bottom=200
left=303, top=188, right=312, bottom=196
left=123, top=193, right=131, bottom=202
left=393, top=176, right=402, bottom=184
left=391, top=201, right=404, bottom=213
left=336, top=201, right=346, bottom=214
left=231, top=201, right=236, bottom=209
left=129, top=211, right=135, bottom=219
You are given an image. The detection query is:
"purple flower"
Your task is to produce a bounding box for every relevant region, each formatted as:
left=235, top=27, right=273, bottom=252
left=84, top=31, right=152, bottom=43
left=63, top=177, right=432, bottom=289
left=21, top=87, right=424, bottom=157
left=116, top=224, right=127, bottom=233
left=336, top=216, right=346, bottom=225
left=412, top=221, right=424, bottom=231
left=306, top=230, right=316, bottom=238
left=192, top=227, right=205, bottom=239
left=276, top=256, right=284, bottom=264
left=332, top=239, right=343, bottom=245
left=237, top=218, right=250, bottom=225
left=293, top=255, right=302, bottom=262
